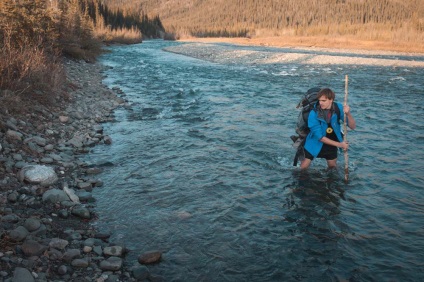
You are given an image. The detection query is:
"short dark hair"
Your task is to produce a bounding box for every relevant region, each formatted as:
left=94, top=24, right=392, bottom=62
left=317, top=88, right=335, bottom=100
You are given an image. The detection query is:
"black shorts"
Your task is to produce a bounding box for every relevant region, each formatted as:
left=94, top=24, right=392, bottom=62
left=304, top=145, right=338, bottom=161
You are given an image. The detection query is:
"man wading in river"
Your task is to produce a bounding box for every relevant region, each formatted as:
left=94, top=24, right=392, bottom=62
left=301, top=88, right=356, bottom=170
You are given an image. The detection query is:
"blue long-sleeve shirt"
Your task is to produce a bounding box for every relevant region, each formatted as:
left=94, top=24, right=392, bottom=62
left=304, top=102, right=345, bottom=157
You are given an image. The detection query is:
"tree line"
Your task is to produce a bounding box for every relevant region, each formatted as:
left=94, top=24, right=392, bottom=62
left=78, top=0, right=165, bottom=40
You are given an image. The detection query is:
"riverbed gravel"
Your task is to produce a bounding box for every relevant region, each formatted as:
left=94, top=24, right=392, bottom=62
left=0, top=59, right=162, bottom=281
left=166, top=42, right=424, bottom=67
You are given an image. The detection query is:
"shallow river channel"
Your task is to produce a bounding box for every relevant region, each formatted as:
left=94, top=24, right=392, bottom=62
left=84, top=40, right=424, bottom=281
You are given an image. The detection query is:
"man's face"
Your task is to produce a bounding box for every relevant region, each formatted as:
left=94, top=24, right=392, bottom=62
left=318, top=96, right=333, bottom=110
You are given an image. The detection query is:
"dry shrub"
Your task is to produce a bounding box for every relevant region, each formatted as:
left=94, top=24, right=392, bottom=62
left=167, top=27, right=195, bottom=40
left=94, top=25, right=142, bottom=44
left=0, top=90, right=25, bottom=115
left=57, top=0, right=104, bottom=62
left=61, top=37, right=103, bottom=62
left=0, top=37, right=65, bottom=114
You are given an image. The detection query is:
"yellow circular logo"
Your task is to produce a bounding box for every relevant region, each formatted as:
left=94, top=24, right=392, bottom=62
left=326, top=127, right=333, bottom=134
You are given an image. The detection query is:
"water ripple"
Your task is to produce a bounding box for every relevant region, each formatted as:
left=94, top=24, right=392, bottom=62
left=86, top=41, right=424, bottom=281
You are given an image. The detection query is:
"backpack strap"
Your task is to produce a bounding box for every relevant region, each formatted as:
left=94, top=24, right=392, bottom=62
left=334, top=102, right=341, bottom=122
left=292, top=138, right=306, bottom=166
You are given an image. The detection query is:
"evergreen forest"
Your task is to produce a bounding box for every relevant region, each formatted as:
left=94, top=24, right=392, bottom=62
left=107, top=0, right=424, bottom=43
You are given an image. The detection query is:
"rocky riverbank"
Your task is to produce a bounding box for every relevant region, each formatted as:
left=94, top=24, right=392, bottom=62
left=0, top=59, right=162, bottom=281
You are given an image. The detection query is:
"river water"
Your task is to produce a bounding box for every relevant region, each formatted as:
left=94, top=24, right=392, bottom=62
left=85, top=40, right=424, bottom=281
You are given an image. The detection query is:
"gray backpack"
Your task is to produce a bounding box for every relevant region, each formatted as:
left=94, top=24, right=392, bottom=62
left=291, top=87, right=340, bottom=166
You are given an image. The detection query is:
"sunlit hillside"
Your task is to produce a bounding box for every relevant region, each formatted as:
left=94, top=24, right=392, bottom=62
left=103, top=0, right=424, bottom=52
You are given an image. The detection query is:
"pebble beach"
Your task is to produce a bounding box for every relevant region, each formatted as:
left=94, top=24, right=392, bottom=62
left=169, top=42, right=424, bottom=67
left=0, top=59, right=162, bottom=281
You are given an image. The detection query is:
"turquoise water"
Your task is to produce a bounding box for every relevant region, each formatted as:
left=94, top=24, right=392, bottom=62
left=86, top=40, right=424, bottom=281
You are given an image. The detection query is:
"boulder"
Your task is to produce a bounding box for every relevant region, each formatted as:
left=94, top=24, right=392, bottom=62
left=9, top=226, right=29, bottom=242
left=49, top=238, right=69, bottom=250
left=71, top=258, right=89, bottom=268
left=18, top=165, right=58, bottom=186
left=62, top=249, right=81, bottom=262
left=12, top=267, right=35, bottom=282
left=1, top=213, right=20, bottom=223
left=23, top=218, right=41, bottom=232
left=6, top=129, right=23, bottom=142
left=21, top=240, right=48, bottom=256
left=24, top=136, right=47, bottom=147
left=138, top=251, right=162, bottom=264
left=71, top=206, right=91, bottom=219
left=103, top=246, right=124, bottom=257
left=75, top=190, right=94, bottom=202
left=99, top=257, right=123, bottom=271
left=42, top=189, right=70, bottom=203
left=59, top=116, right=69, bottom=123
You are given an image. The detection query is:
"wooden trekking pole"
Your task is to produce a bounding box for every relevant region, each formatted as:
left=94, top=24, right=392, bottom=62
left=343, top=75, right=349, bottom=183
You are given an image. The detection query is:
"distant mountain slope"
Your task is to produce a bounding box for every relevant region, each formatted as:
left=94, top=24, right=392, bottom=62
left=103, top=0, right=423, bottom=41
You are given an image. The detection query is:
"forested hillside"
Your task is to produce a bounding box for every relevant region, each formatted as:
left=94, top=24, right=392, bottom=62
left=104, top=0, right=424, bottom=44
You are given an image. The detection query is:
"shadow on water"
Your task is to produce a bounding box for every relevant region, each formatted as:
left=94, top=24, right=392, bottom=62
left=280, top=169, right=355, bottom=281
